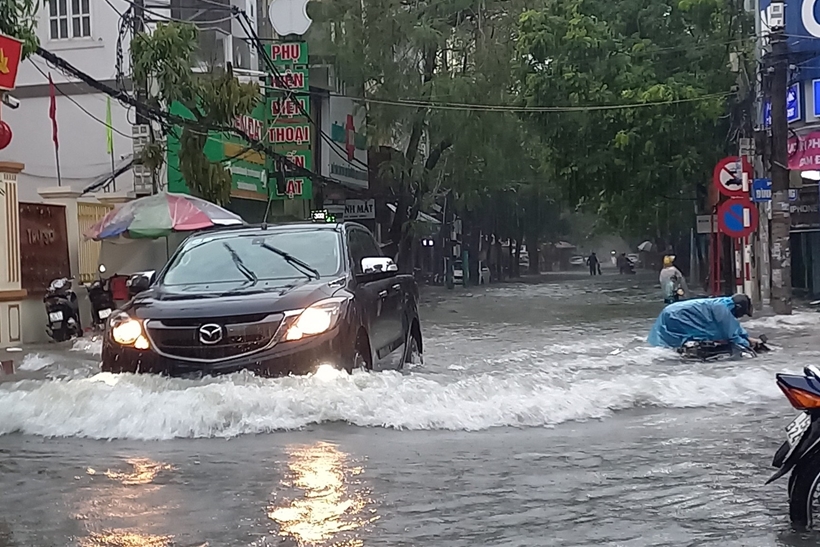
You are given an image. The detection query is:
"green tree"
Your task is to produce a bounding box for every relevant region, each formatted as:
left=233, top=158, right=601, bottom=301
left=130, top=22, right=259, bottom=205
left=311, top=0, right=541, bottom=270
left=1, top=0, right=42, bottom=58
left=516, top=0, right=746, bottom=245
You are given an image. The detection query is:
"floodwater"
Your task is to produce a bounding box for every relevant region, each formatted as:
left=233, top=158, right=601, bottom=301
left=0, top=273, right=819, bottom=546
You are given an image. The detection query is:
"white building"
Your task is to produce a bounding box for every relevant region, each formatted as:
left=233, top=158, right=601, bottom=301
left=1, top=0, right=146, bottom=202
left=0, top=0, right=262, bottom=344
left=0, top=0, right=258, bottom=203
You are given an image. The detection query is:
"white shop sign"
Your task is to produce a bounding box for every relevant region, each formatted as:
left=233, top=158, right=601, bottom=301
left=345, top=199, right=375, bottom=220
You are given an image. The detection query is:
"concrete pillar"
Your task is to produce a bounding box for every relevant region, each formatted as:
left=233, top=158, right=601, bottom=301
left=38, top=186, right=83, bottom=278
left=0, top=162, right=26, bottom=348
left=97, top=191, right=135, bottom=206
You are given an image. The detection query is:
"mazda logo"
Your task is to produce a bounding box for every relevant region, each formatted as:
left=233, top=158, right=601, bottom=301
left=198, top=324, right=223, bottom=345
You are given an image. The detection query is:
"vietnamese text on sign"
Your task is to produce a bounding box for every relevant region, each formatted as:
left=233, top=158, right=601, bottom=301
left=345, top=199, right=375, bottom=220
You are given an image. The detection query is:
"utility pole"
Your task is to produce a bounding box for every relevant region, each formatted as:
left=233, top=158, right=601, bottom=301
left=768, top=15, right=793, bottom=315
left=132, top=0, right=147, bottom=128
left=132, top=0, right=157, bottom=194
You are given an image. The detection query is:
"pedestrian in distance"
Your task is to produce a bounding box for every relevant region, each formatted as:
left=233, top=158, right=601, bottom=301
left=587, top=252, right=600, bottom=276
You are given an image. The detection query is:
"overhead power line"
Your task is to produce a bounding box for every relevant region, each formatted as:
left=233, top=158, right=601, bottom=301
left=34, top=46, right=345, bottom=188
left=31, top=61, right=133, bottom=139
left=235, top=11, right=371, bottom=172
left=118, top=0, right=236, bottom=24
left=338, top=92, right=736, bottom=112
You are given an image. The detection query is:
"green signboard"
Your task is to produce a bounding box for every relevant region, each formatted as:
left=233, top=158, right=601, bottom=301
left=267, top=42, right=308, bottom=65
left=166, top=100, right=269, bottom=198
left=166, top=41, right=313, bottom=203
left=264, top=41, right=312, bottom=201
left=269, top=67, right=309, bottom=92
left=270, top=94, right=310, bottom=119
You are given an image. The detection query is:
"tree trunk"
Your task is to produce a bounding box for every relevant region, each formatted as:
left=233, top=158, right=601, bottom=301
left=512, top=240, right=520, bottom=278
left=527, top=239, right=539, bottom=275
left=493, top=235, right=503, bottom=281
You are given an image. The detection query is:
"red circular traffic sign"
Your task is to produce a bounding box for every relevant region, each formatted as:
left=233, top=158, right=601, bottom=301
left=713, top=156, right=752, bottom=198
left=717, top=198, right=759, bottom=238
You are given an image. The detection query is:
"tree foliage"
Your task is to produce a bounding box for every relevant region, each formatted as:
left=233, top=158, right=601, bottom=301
left=0, top=0, right=42, bottom=58
left=312, top=0, right=747, bottom=267
left=516, top=0, right=749, bottom=242
left=311, top=0, right=562, bottom=268
left=130, top=22, right=259, bottom=205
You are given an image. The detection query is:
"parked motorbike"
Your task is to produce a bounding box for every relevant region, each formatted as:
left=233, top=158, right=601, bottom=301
left=44, top=277, right=82, bottom=342
left=677, top=335, right=770, bottom=362
left=87, top=264, right=115, bottom=331
left=767, top=364, right=820, bottom=526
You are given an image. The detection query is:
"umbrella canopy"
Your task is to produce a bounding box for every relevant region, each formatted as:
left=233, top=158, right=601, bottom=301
left=85, top=192, right=244, bottom=240
left=638, top=241, right=654, bottom=252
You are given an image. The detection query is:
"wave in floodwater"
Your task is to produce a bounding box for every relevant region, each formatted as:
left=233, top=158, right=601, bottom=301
left=745, top=311, right=818, bottom=332
left=0, top=311, right=806, bottom=440
left=0, top=358, right=782, bottom=440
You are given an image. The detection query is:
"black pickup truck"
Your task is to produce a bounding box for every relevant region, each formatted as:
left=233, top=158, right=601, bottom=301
left=101, top=222, right=422, bottom=377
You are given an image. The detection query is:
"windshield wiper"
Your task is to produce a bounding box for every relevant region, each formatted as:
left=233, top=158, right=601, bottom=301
left=222, top=242, right=258, bottom=284
left=259, top=242, right=320, bottom=280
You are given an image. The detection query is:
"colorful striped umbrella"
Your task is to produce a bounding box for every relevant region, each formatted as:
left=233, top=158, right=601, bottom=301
left=85, top=192, right=245, bottom=240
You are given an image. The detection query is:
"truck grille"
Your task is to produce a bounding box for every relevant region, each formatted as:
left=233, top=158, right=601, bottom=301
left=145, top=314, right=283, bottom=361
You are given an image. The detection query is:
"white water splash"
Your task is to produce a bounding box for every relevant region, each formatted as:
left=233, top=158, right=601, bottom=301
left=17, top=354, right=55, bottom=372
left=71, top=337, right=103, bottom=357
left=0, top=362, right=782, bottom=440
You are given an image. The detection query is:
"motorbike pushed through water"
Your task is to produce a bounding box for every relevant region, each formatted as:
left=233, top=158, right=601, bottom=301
left=44, top=277, right=82, bottom=342
left=766, top=364, right=820, bottom=526
left=86, top=265, right=115, bottom=332
left=677, top=334, right=770, bottom=362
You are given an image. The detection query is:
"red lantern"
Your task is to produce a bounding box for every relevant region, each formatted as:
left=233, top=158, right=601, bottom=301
left=0, top=121, right=11, bottom=150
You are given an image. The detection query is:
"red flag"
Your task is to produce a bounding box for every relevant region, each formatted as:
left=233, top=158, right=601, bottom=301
left=48, top=73, right=58, bottom=149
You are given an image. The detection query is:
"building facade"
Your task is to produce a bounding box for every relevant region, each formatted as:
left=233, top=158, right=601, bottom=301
left=756, top=0, right=820, bottom=296
left=0, top=0, right=153, bottom=203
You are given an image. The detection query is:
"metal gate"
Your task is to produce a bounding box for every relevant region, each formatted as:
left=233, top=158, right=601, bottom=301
left=77, top=202, right=113, bottom=283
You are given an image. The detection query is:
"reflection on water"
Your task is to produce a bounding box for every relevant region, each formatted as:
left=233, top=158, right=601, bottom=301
left=268, top=442, right=377, bottom=546
left=101, top=458, right=175, bottom=486
left=74, top=458, right=175, bottom=547
left=77, top=530, right=173, bottom=547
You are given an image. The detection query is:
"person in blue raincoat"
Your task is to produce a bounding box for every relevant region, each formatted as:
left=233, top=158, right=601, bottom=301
left=648, top=294, right=759, bottom=348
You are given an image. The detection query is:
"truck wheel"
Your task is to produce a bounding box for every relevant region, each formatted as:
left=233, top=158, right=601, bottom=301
left=789, top=456, right=820, bottom=526
left=346, top=331, right=372, bottom=373
left=400, top=323, right=423, bottom=369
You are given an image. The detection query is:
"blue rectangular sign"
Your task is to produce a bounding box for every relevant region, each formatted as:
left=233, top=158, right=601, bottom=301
left=814, top=79, right=820, bottom=117
left=763, top=83, right=801, bottom=126
left=752, top=178, right=772, bottom=202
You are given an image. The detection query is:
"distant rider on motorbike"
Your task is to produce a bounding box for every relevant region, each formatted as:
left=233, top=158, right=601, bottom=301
left=660, top=255, right=689, bottom=304
left=648, top=294, right=760, bottom=349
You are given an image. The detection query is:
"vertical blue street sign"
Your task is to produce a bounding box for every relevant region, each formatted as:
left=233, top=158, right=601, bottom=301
left=814, top=80, right=820, bottom=117
left=763, top=83, right=801, bottom=126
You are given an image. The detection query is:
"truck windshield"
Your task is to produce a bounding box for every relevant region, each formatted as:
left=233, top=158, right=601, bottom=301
left=162, top=230, right=342, bottom=286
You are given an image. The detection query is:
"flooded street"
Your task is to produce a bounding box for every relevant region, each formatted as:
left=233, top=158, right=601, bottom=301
left=1, top=274, right=820, bottom=546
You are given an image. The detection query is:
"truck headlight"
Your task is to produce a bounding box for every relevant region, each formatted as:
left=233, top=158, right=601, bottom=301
left=285, top=298, right=346, bottom=341
left=110, top=312, right=149, bottom=349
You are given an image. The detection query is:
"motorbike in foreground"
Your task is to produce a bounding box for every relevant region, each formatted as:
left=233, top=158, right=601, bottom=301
left=767, top=364, right=820, bottom=526
left=677, top=335, right=770, bottom=362
left=44, top=277, right=82, bottom=342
